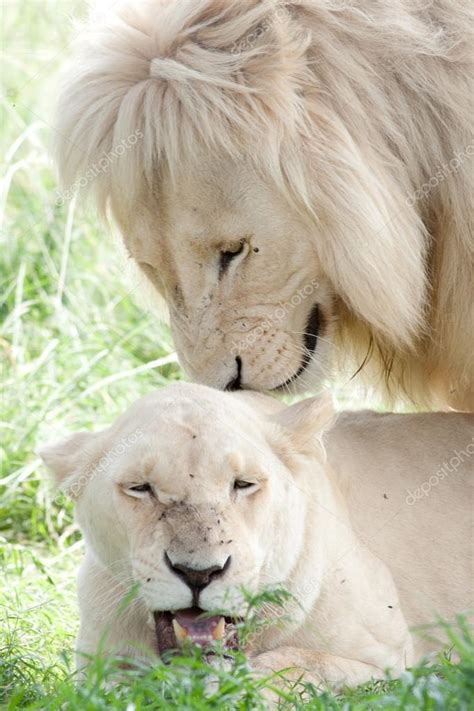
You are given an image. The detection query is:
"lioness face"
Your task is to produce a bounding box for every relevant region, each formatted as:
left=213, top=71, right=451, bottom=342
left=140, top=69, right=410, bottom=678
left=66, top=385, right=308, bottom=625
left=127, top=154, right=333, bottom=393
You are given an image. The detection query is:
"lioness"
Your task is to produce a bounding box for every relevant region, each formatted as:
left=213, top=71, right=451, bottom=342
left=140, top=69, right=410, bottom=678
left=55, top=0, right=474, bottom=409
left=40, top=383, right=473, bottom=688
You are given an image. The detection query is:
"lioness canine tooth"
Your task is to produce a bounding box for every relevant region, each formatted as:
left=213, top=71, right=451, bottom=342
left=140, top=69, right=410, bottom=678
left=212, top=617, right=226, bottom=640
left=172, top=618, right=188, bottom=642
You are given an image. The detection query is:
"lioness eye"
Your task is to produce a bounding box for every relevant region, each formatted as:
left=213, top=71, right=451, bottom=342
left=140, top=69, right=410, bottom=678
left=219, top=241, right=245, bottom=276
left=234, top=480, right=254, bottom=490
left=126, top=483, right=154, bottom=498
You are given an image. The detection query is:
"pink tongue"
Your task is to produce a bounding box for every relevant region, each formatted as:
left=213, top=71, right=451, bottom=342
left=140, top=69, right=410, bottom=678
left=174, top=609, right=223, bottom=646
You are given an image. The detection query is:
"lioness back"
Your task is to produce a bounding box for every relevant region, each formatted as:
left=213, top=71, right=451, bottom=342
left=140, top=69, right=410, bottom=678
left=326, top=411, right=474, bottom=651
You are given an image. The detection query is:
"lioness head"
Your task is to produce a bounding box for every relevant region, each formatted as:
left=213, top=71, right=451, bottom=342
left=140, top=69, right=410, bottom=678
left=41, top=383, right=333, bottom=652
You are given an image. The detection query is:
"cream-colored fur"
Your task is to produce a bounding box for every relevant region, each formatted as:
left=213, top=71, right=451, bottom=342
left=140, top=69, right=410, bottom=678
left=55, top=1, right=473, bottom=409
left=40, top=383, right=473, bottom=689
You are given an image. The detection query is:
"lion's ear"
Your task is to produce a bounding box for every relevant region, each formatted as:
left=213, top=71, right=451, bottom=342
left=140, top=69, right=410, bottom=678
left=39, top=431, right=95, bottom=485
left=271, top=394, right=335, bottom=456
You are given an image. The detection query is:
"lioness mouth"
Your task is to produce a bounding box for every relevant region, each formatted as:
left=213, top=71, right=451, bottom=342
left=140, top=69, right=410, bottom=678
left=154, top=607, right=239, bottom=655
left=275, top=304, right=321, bottom=390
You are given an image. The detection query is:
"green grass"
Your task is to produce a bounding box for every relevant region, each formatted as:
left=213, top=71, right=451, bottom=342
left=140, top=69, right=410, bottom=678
left=1, top=2, right=473, bottom=708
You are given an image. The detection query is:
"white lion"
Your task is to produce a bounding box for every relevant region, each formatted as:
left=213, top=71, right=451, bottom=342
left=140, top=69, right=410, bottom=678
left=55, top=0, right=473, bottom=409
left=40, top=383, right=473, bottom=688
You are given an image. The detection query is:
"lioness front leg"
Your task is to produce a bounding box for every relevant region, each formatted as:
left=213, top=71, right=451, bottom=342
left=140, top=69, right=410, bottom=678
left=251, top=646, right=384, bottom=692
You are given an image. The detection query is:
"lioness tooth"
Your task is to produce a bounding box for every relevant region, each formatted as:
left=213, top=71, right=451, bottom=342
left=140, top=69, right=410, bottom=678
left=212, top=617, right=225, bottom=640
left=172, top=619, right=188, bottom=642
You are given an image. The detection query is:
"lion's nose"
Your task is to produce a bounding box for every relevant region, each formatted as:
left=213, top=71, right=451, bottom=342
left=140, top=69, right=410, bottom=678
left=165, top=553, right=231, bottom=594
left=224, top=356, right=242, bottom=391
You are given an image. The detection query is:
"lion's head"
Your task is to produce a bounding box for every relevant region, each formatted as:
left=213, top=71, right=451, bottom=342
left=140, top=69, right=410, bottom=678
left=55, top=0, right=429, bottom=398
left=40, top=383, right=334, bottom=652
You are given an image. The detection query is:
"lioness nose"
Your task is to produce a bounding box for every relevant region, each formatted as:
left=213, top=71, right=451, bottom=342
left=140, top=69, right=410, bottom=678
left=165, top=553, right=231, bottom=593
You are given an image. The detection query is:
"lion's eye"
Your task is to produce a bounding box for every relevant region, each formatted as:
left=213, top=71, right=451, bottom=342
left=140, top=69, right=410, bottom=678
left=219, top=240, right=245, bottom=276
left=125, top=483, right=154, bottom=498
left=234, top=480, right=255, bottom=490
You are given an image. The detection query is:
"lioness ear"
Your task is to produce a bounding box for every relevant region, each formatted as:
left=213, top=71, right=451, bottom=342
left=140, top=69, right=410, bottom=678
left=39, top=431, right=95, bottom=486
left=271, top=394, right=335, bottom=456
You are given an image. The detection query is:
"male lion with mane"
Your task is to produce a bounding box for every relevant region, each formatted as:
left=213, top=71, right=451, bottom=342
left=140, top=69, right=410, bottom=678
left=55, top=0, right=473, bottom=408
left=40, top=383, right=473, bottom=689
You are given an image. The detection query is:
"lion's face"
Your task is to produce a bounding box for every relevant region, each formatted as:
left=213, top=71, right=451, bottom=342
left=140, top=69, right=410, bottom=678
left=45, top=385, right=312, bottom=631
left=127, top=155, right=334, bottom=393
